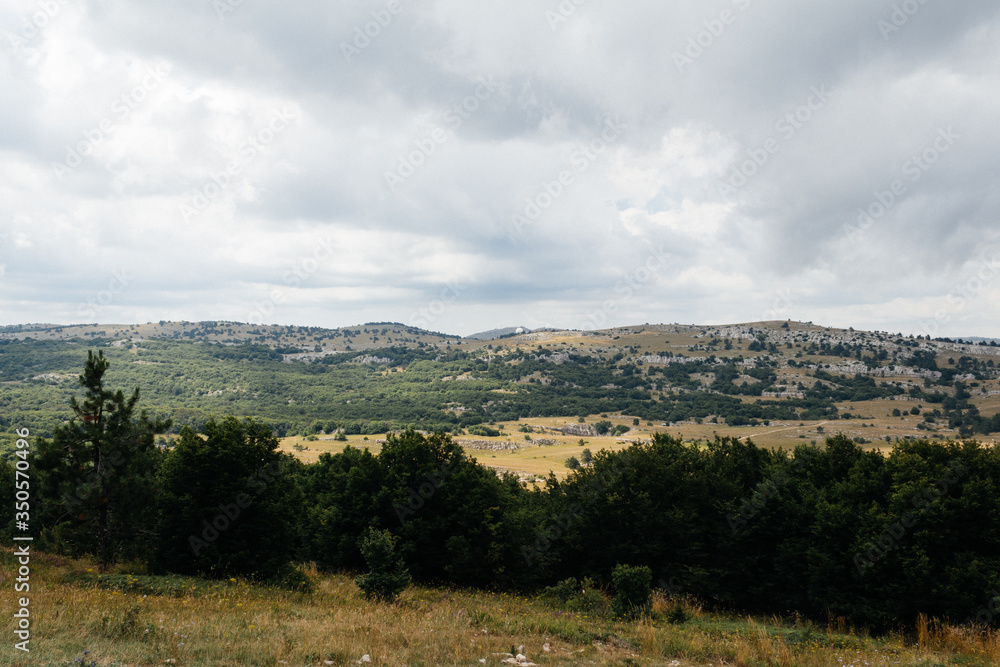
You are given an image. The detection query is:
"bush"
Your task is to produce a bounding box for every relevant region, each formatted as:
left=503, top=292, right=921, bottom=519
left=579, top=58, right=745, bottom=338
left=540, top=577, right=578, bottom=603
left=663, top=601, right=687, bottom=624
left=355, top=527, right=410, bottom=602
left=611, top=564, right=652, bottom=618
left=269, top=565, right=316, bottom=593
left=540, top=577, right=609, bottom=615
left=467, top=425, right=501, bottom=437
left=567, top=578, right=609, bottom=614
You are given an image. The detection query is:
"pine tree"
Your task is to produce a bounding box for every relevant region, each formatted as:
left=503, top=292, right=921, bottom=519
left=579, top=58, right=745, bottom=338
left=33, top=351, right=170, bottom=567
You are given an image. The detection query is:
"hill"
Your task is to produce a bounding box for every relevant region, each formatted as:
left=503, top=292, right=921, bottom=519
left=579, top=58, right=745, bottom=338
left=2, top=319, right=999, bottom=464
left=466, top=326, right=532, bottom=340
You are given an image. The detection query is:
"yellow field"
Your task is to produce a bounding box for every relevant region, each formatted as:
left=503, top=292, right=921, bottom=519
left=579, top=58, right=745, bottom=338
left=281, top=405, right=999, bottom=481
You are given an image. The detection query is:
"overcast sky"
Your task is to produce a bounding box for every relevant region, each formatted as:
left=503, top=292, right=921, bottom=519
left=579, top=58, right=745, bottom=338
left=1, top=0, right=998, bottom=337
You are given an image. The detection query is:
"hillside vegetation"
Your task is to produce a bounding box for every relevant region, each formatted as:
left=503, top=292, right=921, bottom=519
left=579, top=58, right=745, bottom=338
left=2, top=320, right=998, bottom=461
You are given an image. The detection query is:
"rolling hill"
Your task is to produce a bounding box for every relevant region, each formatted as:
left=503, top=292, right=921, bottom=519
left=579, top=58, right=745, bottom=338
left=2, top=320, right=998, bottom=466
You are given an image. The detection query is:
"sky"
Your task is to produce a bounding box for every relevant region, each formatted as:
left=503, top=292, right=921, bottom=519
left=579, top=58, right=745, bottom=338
left=1, top=0, right=999, bottom=338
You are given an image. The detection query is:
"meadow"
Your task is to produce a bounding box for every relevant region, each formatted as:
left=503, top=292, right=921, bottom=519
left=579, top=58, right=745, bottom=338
left=2, top=548, right=998, bottom=667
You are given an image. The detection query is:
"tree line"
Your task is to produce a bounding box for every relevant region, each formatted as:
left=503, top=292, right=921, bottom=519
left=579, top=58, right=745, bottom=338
left=3, top=351, right=999, bottom=631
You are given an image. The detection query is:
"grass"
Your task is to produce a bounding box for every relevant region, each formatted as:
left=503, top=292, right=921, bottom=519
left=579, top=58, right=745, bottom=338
left=3, top=549, right=999, bottom=666
left=280, top=407, right=999, bottom=481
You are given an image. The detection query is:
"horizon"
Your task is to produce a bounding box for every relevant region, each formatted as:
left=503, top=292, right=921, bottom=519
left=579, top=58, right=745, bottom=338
left=2, top=318, right=997, bottom=342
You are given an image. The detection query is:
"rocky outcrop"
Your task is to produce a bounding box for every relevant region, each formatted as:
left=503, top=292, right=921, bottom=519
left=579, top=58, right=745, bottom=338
left=458, top=440, right=523, bottom=452
left=561, top=423, right=596, bottom=437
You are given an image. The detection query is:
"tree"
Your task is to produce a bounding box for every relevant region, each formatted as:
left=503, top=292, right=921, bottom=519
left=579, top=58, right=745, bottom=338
left=299, top=446, right=384, bottom=571
left=379, top=429, right=519, bottom=587
left=580, top=449, right=593, bottom=465
left=565, top=456, right=580, bottom=470
left=355, top=527, right=410, bottom=602
left=154, top=416, right=304, bottom=580
left=32, top=351, right=170, bottom=567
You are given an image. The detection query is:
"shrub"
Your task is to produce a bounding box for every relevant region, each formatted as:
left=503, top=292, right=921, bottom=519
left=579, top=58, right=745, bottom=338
left=540, top=577, right=579, bottom=603
left=663, top=601, right=687, bottom=624
left=355, top=527, right=410, bottom=602
left=540, top=577, right=609, bottom=615
left=567, top=578, right=608, bottom=614
left=467, top=425, right=501, bottom=437
left=270, top=565, right=316, bottom=593
left=611, top=564, right=652, bottom=618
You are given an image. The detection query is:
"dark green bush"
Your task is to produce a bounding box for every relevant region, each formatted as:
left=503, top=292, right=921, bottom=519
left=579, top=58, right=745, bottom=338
left=355, top=527, right=410, bottom=602
left=611, top=564, right=652, bottom=618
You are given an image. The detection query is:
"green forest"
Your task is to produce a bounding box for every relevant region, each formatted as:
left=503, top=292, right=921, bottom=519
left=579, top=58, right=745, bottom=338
left=4, top=350, right=1000, bottom=634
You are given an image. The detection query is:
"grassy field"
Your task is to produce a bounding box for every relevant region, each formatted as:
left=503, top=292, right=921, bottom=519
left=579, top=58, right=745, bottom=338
left=2, top=548, right=998, bottom=666
left=280, top=407, right=1000, bottom=480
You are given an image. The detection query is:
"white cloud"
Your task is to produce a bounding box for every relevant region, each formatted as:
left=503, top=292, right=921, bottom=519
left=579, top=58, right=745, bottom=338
left=1, top=0, right=998, bottom=335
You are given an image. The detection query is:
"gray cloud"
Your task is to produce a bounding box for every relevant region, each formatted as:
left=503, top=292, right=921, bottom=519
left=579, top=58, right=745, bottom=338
left=1, top=0, right=998, bottom=336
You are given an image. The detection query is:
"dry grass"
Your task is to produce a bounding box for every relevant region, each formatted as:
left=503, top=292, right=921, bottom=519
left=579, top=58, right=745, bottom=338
left=6, top=551, right=997, bottom=666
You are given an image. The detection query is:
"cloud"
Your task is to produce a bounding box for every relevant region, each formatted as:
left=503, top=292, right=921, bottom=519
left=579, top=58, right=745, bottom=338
left=1, top=0, right=998, bottom=336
